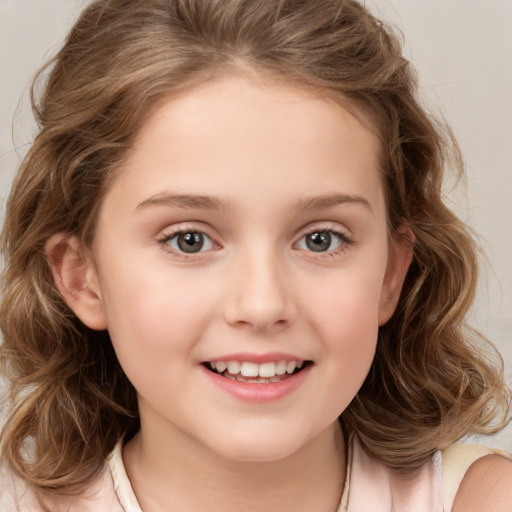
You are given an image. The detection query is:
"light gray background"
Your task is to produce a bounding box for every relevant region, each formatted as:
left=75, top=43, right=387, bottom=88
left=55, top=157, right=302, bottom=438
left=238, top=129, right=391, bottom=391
left=1, top=0, right=511, bottom=450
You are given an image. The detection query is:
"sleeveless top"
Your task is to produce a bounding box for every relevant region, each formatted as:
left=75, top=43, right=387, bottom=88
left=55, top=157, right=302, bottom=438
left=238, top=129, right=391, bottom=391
left=1, top=437, right=510, bottom=511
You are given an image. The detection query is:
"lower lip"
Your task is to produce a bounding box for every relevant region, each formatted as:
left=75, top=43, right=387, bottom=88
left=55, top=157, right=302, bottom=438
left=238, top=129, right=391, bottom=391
left=201, top=365, right=311, bottom=403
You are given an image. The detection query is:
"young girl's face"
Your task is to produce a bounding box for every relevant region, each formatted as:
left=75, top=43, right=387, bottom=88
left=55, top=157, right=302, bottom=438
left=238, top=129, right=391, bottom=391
left=65, top=73, right=411, bottom=463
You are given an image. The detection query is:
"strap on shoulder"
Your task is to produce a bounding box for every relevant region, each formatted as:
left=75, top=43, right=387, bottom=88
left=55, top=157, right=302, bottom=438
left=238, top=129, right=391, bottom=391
left=442, top=443, right=511, bottom=511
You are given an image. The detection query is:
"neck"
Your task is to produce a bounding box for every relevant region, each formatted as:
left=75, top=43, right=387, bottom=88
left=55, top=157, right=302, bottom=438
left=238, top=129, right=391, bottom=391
left=123, top=421, right=346, bottom=512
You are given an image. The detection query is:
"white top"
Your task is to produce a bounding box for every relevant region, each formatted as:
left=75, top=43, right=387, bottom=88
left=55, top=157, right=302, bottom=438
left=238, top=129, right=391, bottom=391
left=1, top=437, right=509, bottom=511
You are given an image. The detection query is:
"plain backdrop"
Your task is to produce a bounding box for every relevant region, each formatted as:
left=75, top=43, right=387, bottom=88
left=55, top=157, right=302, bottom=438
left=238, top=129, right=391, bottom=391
left=0, top=0, right=511, bottom=450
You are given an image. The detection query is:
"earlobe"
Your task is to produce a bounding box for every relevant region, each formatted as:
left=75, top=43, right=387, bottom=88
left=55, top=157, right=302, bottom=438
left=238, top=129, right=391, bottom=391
left=378, top=226, right=415, bottom=326
left=45, top=234, right=108, bottom=330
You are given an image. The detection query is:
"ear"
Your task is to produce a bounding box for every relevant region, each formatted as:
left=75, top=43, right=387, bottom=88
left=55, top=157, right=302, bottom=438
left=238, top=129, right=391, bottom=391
left=45, top=234, right=108, bottom=330
left=378, top=225, right=414, bottom=326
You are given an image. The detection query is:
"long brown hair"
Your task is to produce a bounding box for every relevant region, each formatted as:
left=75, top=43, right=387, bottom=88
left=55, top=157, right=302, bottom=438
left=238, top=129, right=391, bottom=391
left=1, top=0, right=509, bottom=493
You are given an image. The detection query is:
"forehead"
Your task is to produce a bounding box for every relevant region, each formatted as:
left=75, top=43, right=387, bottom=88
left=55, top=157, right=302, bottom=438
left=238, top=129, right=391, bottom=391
left=103, top=72, right=385, bottom=220
left=137, top=72, right=382, bottom=154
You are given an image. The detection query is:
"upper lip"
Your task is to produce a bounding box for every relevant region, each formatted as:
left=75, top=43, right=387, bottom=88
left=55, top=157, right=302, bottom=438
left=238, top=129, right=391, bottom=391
left=203, top=352, right=307, bottom=364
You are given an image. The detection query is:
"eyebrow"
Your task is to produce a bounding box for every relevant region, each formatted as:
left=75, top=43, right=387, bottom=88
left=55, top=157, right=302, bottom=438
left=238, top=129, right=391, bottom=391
left=293, top=193, right=373, bottom=213
left=134, top=192, right=372, bottom=214
left=134, top=193, right=230, bottom=213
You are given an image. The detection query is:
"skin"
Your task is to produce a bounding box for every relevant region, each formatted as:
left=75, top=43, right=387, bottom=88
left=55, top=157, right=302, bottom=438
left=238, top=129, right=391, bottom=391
left=453, top=455, right=512, bottom=512
left=46, top=72, right=511, bottom=511
left=48, top=72, right=408, bottom=511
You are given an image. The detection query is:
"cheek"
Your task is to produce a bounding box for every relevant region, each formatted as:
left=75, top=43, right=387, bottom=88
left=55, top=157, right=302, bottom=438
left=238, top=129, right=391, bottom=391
left=322, top=291, right=380, bottom=376
left=301, top=267, right=384, bottom=384
left=98, top=271, right=214, bottom=403
left=97, top=262, right=218, bottom=362
left=305, top=265, right=384, bottom=329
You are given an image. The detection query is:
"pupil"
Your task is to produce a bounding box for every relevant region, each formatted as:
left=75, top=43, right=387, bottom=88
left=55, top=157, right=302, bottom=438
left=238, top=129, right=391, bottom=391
left=177, top=232, right=204, bottom=253
left=306, top=231, right=331, bottom=252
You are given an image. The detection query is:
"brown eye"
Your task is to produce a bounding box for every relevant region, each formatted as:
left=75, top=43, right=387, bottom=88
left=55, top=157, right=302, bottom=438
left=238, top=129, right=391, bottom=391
left=296, top=229, right=348, bottom=254
left=165, top=231, right=215, bottom=254
left=177, top=232, right=204, bottom=253
left=305, top=231, right=333, bottom=252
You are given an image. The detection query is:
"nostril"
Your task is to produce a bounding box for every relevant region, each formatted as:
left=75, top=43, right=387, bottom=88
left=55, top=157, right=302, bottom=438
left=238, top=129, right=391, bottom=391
left=230, top=317, right=291, bottom=332
left=223, top=278, right=297, bottom=331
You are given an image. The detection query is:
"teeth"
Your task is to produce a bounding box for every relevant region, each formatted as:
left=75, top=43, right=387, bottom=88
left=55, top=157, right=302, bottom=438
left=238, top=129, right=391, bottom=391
left=286, top=361, right=297, bottom=374
left=258, top=362, right=276, bottom=378
left=216, top=361, right=227, bottom=372
left=227, top=361, right=241, bottom=374
left=208, top=359, right=305, bottom=379
left=275, top=361, right=287, bottom=375
left=240, top=362, right=259, bottom=377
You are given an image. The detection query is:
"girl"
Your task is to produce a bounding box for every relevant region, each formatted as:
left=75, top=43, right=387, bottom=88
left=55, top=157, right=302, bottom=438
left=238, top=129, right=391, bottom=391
left=0, top=0, right=511, bottom=510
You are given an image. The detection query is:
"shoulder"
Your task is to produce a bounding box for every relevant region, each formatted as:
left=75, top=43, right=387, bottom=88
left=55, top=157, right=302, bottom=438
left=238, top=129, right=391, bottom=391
left=452, top=454, right=512, bottom=512
left=441, top=443, right=512, bottom=512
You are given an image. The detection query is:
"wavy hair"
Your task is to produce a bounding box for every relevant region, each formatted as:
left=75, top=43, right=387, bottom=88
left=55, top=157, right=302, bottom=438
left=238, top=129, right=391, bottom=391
left=1, top=0, right=509, bottom=493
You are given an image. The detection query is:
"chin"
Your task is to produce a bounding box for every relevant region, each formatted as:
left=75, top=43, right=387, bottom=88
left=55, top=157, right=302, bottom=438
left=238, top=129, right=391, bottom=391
left=205, top=427, right=316, bottom=464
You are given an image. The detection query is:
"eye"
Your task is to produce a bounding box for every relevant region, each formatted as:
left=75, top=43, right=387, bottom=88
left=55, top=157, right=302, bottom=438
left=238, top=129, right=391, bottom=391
left=164, top=231, right=216, bottom=254
left=296, top=230, right=347, bottom=253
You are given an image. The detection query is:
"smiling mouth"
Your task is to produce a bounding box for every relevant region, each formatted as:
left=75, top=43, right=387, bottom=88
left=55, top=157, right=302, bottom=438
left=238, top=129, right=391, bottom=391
left=204, top=360, right=311, bottom=384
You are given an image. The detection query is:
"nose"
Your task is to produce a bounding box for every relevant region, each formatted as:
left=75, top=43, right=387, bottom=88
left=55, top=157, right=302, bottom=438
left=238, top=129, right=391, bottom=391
left=223, top=248, right=297, bottom=333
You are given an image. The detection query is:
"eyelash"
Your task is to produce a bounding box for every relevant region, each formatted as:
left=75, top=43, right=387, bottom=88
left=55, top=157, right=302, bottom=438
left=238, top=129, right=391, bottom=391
left=294, top=227, right=354, bottom=258
left=157, top=225, right=354, bottom=259
left=158, top=226, right=218, bottom=259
